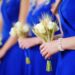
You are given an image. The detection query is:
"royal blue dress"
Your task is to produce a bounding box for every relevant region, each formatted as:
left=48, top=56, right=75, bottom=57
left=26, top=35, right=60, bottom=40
left=0, top=0, right=25, bottom=75
left=24, top=0, right=58, bottom=75
left=56, top=0, right=75, bottom=75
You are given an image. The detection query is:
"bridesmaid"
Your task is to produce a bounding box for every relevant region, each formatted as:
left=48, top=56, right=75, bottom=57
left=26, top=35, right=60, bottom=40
left=0, top=0, right=30, bottom=75
left=40, top=0, right=75, bottom=75
left=18, top=0, right=58, bottom=75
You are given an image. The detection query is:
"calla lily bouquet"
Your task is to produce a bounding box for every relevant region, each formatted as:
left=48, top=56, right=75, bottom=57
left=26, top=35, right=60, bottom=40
left=10, top=22, right=31, bottom=64
left=33, top=15, right=59, bottom=42
left=10, top=22, right=30, bottom=38
left=32, top=15, right=59, bottom=72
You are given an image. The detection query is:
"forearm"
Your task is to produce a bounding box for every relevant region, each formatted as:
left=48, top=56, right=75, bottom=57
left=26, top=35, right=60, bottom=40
left=0, top=0, right=30, bottom=54
left=0, top=13, right=3, bottom=33
left=31, top=37, right=42, bottom=46
left=56, top=0, right=61, bottom=4
left=25, top=37, right=42, bottom=47
left=3, top=0, right=30, bottom=50
left=55, top=0, right=61, bottom=7
left=61, top=37, right=75, bottom=50
left=51, top=0, right=62, bottom=15
left=18, top=0, right=30, bottom=23
left=2, top=36, right=17, bottom=52
left=56, top=13, right=60, bottom=21
left=53, top=0, right=62, bottom=14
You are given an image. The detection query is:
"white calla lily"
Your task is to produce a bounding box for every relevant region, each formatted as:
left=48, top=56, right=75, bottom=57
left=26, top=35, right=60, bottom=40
left=23, top=25, right=30, bottom=33
left=34, top=23, right=46, bottom=33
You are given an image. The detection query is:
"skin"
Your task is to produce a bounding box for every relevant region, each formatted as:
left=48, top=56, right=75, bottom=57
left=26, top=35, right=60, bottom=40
left=0, top=1, right=3, bottom=33
left=36, top=0, right=45, bottom=6
left=40, top=37, right=75, bottom=59
left=18, top=37, right=42, bottom=49
left=40, top=0, right=75, bottom=59
left=0, top=13, right=3, bottom=33
left=51, top=0, right=62, bottom=25
left=18, top=0, right=45, bottom=50
left=51, top=0, right=61, bottom=15
left=18, top=0, right=62, bottom=50
left=0, top=0, right=30, bottom=59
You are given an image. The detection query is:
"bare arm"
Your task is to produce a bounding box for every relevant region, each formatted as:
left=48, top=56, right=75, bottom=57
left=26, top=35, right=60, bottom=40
left=40, top=37, right=75, bottom=59
left=0, top=13, right=3, bottom=33
left=51, top=0, right=62, bottom=15
left=0, top=1, right=3, bottom=33
left=18, top=37, right=42, bottom=49
left=60, top=37, right=75, bottom=50
left=0, top=0, right=30, bottom=58
left=19, top=0, right=30, bottom=23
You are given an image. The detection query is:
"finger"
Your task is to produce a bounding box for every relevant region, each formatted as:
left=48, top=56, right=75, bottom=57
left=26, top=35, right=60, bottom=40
left=22, top=45, right=25, bottom=49
left=40, top=48, right=45, bottom=53
left=18, top=38, right=24, bottom=43
left=18, top=40, right=23, bottom=45
left=40, top=44, right=45, bottom=50
left=42, top=50, right=48, bottom=57
left=21, top=45, right=25, bottom=49
left=40, top=46, right=46, bottom=53
left=19, top=43, right=25, bottom=49
left=25, top=43, right=30, bottom=49
left=18, top=43, right=22, bottom=48
left=40, top=47, right=47, bottom=56
left=45, top=53, right=51, bottom=59
left=18, top=39, right=20, bottom=43
left=18, top=40, right=22, bottom=45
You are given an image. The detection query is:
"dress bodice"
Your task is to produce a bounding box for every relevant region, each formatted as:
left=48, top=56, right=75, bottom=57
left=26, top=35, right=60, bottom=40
left=2, top=0, right=20, bottom=23
left=27, top=0, right=55, bottom=37
left=1, top=0, right=20, bottom=39
left=59, top=0, right=75, bottom=37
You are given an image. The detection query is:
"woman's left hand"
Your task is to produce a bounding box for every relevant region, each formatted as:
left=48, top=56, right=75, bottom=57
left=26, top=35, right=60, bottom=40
left=40, top=40, right=59, bottom=59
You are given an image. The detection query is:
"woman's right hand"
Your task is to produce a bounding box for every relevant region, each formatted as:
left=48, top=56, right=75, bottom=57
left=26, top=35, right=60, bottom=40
left=18, top=37, right=43, bottom=49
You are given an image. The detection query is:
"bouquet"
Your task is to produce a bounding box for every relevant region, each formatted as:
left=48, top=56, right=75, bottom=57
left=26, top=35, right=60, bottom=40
left=10, top=22, right=30, bottom=38
left=32, top=15, right=59, bottom=72
left=10, top=22, right=31, bottom=64
left=0, top=0, right=2, bottom=4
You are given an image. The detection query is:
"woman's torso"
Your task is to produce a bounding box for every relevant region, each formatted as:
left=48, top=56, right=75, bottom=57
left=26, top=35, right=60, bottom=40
left=27, top=0, right=56, bottom=37
left=59, top=0, right=75, bottom=55
left=1, top=0, right=20, bottom=40
left=59, top=0, right=75, bottom=38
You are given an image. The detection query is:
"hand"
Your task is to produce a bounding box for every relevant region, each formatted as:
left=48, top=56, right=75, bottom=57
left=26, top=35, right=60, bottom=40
left=18, top=37, right=43, bottom=49
left=40, top=40, right=59, bottom=59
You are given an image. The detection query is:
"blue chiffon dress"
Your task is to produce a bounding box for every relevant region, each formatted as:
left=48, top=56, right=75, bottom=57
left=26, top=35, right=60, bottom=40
left=56, top=0, right=75, bottom=75
left=0, top=0, right=25, bottom=75
left=24, top=0, right=58, bottom=75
